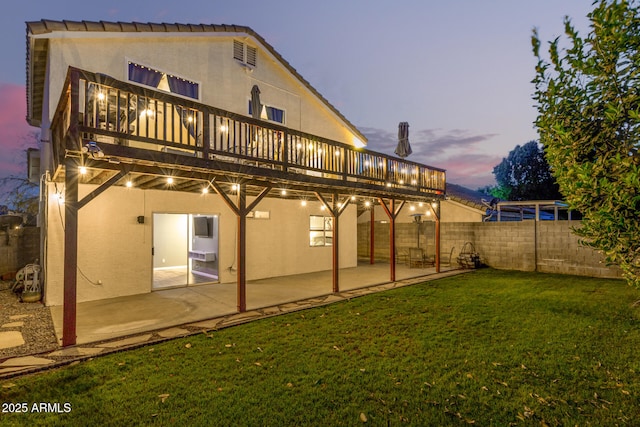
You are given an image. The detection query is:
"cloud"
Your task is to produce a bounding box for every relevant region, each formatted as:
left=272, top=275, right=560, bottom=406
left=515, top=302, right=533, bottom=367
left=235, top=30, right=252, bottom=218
left=0, top=84, right=38, bottom=180
left=360, top=126, right=500, bottom=189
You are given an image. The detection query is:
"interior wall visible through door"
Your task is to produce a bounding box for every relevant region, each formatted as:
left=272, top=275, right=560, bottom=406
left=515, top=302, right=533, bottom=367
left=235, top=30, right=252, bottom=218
left=152, top=213, right=219, bottom=290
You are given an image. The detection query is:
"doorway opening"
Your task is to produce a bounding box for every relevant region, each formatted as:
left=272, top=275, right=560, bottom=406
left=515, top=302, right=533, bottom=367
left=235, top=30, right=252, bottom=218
left=152, top=213, right=219, bottom=290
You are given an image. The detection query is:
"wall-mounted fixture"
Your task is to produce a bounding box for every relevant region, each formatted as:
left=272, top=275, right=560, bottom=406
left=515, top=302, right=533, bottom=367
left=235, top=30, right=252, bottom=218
left=137, top=216, right=145, bottom=224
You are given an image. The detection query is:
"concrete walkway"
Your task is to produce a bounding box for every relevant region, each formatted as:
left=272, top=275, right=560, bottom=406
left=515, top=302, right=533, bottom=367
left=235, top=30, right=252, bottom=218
left=0, top=263, right=468, bottom=379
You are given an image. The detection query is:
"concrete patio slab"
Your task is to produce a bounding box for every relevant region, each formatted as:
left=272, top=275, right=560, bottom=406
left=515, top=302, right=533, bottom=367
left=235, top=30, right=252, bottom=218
left=49, top=263, right=461, bottom=347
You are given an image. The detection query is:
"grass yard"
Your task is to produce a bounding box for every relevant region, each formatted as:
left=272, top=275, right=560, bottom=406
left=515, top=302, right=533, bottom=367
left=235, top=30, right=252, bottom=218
left=1, top=269, right=640, bottom=426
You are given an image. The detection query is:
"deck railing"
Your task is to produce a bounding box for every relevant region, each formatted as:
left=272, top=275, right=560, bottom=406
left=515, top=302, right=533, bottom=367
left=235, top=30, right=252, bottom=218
left=51, top=68, right=445, bottom=195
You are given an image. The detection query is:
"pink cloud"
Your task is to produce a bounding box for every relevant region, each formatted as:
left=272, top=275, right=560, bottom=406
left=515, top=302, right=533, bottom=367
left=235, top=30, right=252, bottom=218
left=0, top=84, right=37, bottom=178
left=361, top=126, right=501, bottom=189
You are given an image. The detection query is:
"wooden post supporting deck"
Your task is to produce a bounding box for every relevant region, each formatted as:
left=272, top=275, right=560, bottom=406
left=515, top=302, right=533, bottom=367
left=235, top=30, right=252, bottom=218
left=369, top=207, right=375, bottom=264
left=62, top=157, right=79, bottom=347
left=315, top=192, right=350, bottom=293
left=237, top=184, right=247, bottom=312
left=210, top=181, right=271, bottom=312
left=61, top=162, right=131, bottom=346
left=428, top=201, right=441, bottom=273
left=378, top=198, right=405, bottom=282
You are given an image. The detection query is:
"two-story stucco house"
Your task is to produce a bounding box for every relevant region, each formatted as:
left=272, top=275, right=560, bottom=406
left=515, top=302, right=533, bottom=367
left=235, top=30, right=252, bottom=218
left=26, top=20, right=446, bottom=346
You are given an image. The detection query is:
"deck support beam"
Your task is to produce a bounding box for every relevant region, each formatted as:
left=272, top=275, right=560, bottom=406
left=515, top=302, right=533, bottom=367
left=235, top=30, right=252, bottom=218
left=428, top=201, right=441, bottom=273
left=62, top=156, right=79, bottom=347
left=62, top=162, right=130, bottom=347
left=315, top=192, right=350, bottom=293
left=210, top=181, right=271, bottom=312
left=369, top=206, right=375, bottom=264
left=378, top=198, right=405, bottom=282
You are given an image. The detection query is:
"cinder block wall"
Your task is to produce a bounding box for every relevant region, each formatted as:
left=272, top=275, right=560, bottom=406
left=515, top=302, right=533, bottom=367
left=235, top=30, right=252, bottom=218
left=358, top=220, right=622, bottom=279
left=536, top=222, right=620, bottom=278
left=471, top=222, right=536, bottom=271
left=358, top=222, right=436, bottom=261
left=440, top=221, right=622, bottom=279
left=0, top=227, right=40, bottom=276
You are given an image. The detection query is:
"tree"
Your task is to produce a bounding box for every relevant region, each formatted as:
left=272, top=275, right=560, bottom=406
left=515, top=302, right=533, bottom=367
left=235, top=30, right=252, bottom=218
left=0, top=132, right=39, bottom=224
left=0, top=176, right=39, bottom=222
left=532, top=0, right=640, bottom=288
left=491, top=140, right=562, bottom=201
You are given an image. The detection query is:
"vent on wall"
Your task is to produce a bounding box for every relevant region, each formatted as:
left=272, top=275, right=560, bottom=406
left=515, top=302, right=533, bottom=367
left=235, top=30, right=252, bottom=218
left=246, top=46, right=257, bottom=66
left=233, top=40, right=257, bottom=68
left=233, top=40, right=244, bottom=62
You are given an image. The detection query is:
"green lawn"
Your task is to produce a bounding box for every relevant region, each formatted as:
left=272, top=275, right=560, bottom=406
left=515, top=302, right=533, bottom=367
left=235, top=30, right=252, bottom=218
left=2, top=269, right=640, bottom=426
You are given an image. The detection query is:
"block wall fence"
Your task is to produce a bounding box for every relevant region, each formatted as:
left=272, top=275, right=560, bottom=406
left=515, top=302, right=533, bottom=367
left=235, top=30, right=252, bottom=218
left=3, top=223, right=624, bottom=281
left=0, top=227, right=40, bottom=278
left=358, top=221, right=623, bottom=280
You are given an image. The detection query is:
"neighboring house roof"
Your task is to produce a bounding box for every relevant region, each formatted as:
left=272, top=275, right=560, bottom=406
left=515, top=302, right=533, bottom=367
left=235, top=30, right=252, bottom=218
left=25, top=19, right=367, bottom=144
left=445, top=183, right=491, bottom=212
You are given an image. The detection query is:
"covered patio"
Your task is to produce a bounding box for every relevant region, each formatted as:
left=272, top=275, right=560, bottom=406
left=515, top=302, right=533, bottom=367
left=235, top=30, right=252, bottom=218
left=50, top=262, right=459, bottom=345
left=46, top=68, right=447, bottom=347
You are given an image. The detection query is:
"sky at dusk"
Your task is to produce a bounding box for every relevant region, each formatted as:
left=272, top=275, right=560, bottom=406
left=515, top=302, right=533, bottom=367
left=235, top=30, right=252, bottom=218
left=0, top=0, right=594, bottom=189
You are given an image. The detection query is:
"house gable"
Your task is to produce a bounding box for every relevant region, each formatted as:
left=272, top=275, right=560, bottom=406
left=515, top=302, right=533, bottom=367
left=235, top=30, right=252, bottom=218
left=26, top=20, right=367, bottom=146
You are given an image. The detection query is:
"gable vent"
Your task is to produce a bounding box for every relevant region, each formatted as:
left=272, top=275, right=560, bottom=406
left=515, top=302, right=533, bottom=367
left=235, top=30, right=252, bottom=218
left=233, top=40, right=244, bottom=61
left=246, top=46, right=257, bottom=66
left=233, top=40, right=257, bottom=68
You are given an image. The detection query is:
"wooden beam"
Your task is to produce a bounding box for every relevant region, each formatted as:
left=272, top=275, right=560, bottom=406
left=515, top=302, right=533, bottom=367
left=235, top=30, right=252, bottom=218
left=427, top=202, right=441, bottom=273
left=246, top=185, right=272, bottom=213
left=378, top=198, right=405, bottom=282
left=77, top=165, right=130, bottom=210
left=61, top=70, right=81, bottom=348
left=237, top=183, right=247, bottom=312
left=209, top=180, right=240, bottom=216
left=209, top=181, right=271, bottom=312
left=370, top=206, right=375, bottom=264
left=62, top=156, right=79, bottom=347
left=314, top=192, right=350, bottom=293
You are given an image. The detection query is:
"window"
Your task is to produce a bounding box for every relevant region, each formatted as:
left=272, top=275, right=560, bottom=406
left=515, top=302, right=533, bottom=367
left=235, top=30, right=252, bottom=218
left=310, top=215, right=333, bottom=247
left=248, top=101, right=285, bottom=124
left=233, top=40, right=257, bottom=67
left=128, top=62, right=199, bottom=100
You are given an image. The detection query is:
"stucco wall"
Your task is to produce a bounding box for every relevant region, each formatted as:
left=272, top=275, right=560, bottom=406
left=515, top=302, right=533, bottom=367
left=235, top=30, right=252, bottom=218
left=43, top=183, right=357, bottom=306
left=45, top=34, right=363, bottom=147
left=440, top=200, right=484, bottom=222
